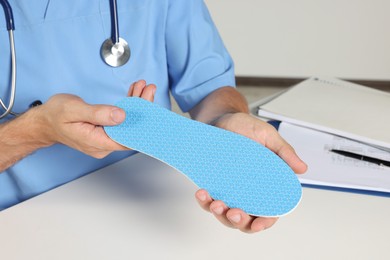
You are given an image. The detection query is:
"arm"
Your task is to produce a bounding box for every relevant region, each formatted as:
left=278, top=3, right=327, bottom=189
left=0, top=108, right=51, bottom=172
left=190, top=86, right=307, bottom=233
left=0, top=96, right=126, bottom=173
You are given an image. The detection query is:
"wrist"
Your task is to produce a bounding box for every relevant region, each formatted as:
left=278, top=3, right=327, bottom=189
left=9, top=106, right=55, bottom=148
left=190, top=87, right=249, bottom=124
left=208, top=112, right=235, bottom=127
left=0, top=107, right=54, bottom=171
left=26, top=106, right=56, bottom=147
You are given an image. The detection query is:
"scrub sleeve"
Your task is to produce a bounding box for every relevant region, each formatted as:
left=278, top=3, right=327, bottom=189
left=166, top=0, right=236, bottom=112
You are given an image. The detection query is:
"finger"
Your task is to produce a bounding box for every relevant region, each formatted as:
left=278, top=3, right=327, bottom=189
left=71, top=123, right=129, bottom=158
left=92, top=126, right=129, bottom=151
left=251, top=217, right=279, bottom=232
left=127, top=82, right=136, bottom=96
left=226, top=208, right=257, bottom=233
left=267, top=133, right=307, bottom=174
left=209, top=200, right=235, bottom=228
left=131, top=80, right=147, bottom=97
left=140, top=84, right=156, bottom=102
left=195, top=189, right=214, bottom=212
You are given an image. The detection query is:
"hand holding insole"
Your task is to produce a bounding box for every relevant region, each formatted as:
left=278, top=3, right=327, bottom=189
left=105, top=97, right=302, bottom=217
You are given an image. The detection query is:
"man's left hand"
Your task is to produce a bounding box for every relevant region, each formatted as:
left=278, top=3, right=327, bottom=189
left=195, top=112, right=307, bottom=233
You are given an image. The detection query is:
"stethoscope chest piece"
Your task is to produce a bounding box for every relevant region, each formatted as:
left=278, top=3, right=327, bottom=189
left=101, top=37, right=130, bottom=67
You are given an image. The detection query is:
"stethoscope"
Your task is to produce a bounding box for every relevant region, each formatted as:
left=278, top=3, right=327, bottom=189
left=0, top=0, right=130, bottom=119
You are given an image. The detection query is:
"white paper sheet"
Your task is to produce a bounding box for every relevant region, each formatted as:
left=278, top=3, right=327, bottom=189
left=278, top=122, right=390, bottom=193
left=258, top=77, right=390, bottom=150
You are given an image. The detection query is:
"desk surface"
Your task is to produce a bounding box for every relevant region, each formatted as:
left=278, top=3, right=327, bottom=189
left=1, top=153, right=389, bottom=260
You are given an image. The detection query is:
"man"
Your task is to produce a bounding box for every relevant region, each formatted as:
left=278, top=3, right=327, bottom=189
left=0, top=0, right=306, bottom=233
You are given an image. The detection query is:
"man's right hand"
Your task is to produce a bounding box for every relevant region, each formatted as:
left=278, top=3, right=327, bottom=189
left=0, top=80, right=156, bottom=171
left=38, top=80, right=156, bottom=158
left=36, top=93, right=128, bottom=158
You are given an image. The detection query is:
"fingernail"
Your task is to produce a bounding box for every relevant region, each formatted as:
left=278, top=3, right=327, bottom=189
left=211, top=206, right=223, bottom=215
left=198, top=193, right=206, bottom=202
left=259, top=226, right=266, bottom=232
left=138, top=80, right=146, bottom=86
left=111, top=109, right=125, bottom=123
left=229, top=214, right=241, bottom=223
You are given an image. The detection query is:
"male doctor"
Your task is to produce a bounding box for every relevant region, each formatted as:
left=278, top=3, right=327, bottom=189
left=0, top=0, right=306, bottom=233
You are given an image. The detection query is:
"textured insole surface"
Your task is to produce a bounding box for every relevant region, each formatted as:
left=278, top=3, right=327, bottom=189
left=105, top=97, right=302, bottom=217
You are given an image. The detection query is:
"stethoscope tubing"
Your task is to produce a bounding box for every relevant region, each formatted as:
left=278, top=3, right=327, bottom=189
left=0, top=0, right=17, bottom=119
left=0, top=0, right=14, bottom=30
left=110, top=0, right=120, bottom=44
left=101, top=0, right=131, bottom=67
left=0, top=0, right=129, bottom=118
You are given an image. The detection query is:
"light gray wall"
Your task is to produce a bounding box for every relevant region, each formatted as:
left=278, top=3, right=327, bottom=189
left=205, top=0, right=390, bottom=80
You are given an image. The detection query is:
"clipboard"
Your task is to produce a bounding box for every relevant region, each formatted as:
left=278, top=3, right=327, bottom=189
left=256, top=77, right=390, bottom=151
left=250, top=77, right=390, bottom=195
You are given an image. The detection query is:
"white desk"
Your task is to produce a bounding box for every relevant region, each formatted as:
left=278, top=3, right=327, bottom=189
left=1, top=153, right=389, bottom=260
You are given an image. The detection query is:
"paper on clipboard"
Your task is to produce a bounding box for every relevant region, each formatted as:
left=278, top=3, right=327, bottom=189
left=278, top=122, right=390, bottom=193
left=257, top=77, right=390, bottom=151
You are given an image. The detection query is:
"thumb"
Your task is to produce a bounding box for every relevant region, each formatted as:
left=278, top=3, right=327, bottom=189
left=266, top=132, right=308, bottom=174
left=80, top=104, right=126, bottom=126
left=278, top=145, right=308, bottom=174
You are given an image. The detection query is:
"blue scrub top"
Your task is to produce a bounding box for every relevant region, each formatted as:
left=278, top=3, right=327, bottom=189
left=0, top=0, right=235, bottom=210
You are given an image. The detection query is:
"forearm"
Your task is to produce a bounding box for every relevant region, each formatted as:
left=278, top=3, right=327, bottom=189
left=189, top=87, right=249, bottom=124
left=0, top=107, right=52, bottom=172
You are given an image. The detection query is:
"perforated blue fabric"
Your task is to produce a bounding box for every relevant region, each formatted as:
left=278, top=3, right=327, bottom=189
left=105, top=97, right=302, bottom=217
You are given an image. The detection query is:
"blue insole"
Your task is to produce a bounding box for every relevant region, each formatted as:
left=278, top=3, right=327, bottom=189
left=105, top=97, right=302, bottom=217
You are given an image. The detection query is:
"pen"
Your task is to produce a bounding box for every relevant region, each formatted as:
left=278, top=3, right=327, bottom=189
left=330, top=149, right=390, bottom=168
